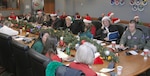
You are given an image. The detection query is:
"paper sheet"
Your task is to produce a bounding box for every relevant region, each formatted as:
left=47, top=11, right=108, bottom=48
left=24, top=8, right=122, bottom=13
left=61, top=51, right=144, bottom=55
left=106, top=45, right=120, bottom=49
left=57, top=48, right=69, bottom=59
left=128, top=50, right=138, bottom=55
left=99, top=68, right=114, bottom=73
left=96, top=72, right=107, bottom=76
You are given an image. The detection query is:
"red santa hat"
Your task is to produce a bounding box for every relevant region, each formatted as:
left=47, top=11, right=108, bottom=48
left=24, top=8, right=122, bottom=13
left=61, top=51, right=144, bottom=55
left=50, top=12, right=57, bottom=17
left=134, top=15, right=139, bottom=19
left=83, top=16, right=92, bottom=23
left=112, top=18, right=120, bottom=24
left=108, top=12, right=114, bottom=18
left=37, top=10, right=42, bottom=14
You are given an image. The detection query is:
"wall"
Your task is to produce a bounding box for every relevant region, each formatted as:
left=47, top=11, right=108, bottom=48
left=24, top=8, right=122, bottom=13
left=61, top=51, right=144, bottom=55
left=0, top=0, right=32, bottom=17
left=55, top=0, right=150, bottom=23
left=55, top=0, right=66, bottom=16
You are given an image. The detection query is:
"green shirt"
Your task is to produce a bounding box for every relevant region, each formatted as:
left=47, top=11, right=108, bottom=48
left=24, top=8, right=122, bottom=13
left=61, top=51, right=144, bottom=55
left=120, top=29, right=145, bottom=49
left=32, top=40, right=43, bottom=53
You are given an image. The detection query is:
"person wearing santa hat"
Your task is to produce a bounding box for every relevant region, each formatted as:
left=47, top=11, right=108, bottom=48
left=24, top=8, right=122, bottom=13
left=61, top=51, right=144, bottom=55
left=50, top=12, right=62, bottom=30
left=74, top=12, right=82, bottom=20
left=133, top=15, right=143, bottom=25
left=24, top=12, right=36, bottom=23
left=79, top=17, right=96, bottom=38
left=63, top=16, right=84, bottom=35
left=35, top=11, right=44, bottom=24
left=8, top=12, right=19, bottom=22
left=98, top=13, right=105, bottom=21
left=95, top=16, right=119, bottom=41
left=107, top=12, right=120, bottom=24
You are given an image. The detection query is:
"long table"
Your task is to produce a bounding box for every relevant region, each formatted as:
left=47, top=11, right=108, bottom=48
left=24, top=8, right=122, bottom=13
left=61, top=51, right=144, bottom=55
left=16, top=30, right=150, bottom=76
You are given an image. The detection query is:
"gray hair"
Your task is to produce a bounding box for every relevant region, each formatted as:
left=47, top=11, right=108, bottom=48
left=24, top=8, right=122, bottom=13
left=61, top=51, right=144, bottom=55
left=75, top=42, right=97, bottom=65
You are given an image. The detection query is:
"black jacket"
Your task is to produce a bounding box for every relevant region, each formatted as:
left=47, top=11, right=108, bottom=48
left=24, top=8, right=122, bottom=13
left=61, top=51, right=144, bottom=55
left=95, top=25, right=118, bottom=41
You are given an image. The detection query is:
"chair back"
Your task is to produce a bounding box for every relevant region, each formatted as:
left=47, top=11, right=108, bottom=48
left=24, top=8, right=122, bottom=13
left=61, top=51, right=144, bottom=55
left=0, top=33, right=15, bottom=73
left=56, top=65, right=85, bottom=76
left=28, top=48, right=51, bottom=76
left=11, top=40, right=33, bottom=76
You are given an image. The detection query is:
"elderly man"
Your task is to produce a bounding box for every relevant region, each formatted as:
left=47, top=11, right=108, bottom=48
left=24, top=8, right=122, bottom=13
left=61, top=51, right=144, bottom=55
left=119, top=20, right=145, bottom=50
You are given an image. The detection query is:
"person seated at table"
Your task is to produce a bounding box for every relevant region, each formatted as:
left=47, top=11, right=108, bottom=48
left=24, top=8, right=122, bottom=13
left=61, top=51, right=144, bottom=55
left=50, top=13, right=62, bottom=30
left=63, top=16, right=83, bottom=35
left=133, top=15, right=143, bottom=25
left=144, top=40, right=150, bottom=50
left=59, top=12, right=67, bottom=20
left=24, top=12, right=36, bottom=23
left=79, top=17, right=96, bottom=39
left=0, top=21, right=18, bottom=36
left=42, top=36, right=62, bottom=62
left=107, top=12, right=120, bottom=24
left=35, top=11, right=44, bottom=24
left=31, top=30, right=50, bottom=53
left=98, top=13, right=105, bottom=21
left=74, top=12, right=82, bottom=20
left=119, top=20, right=145, bottom=50
left=0, top=13, right=5, bottom=23
left=84, top=13, right=91, bottom=20
left=95, top=16, right=119, bottom=41
left=69, top=42, right=97, bottom=76
left=8, top=12, right=19, bottom=22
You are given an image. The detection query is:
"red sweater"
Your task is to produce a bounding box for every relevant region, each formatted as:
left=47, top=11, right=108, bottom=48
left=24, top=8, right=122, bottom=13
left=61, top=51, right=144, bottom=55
left=9, top=15, right=17, bottom=20
left=90, top=26, right=96, bottom=36
left=45, top=53, right=62, bottom=62
left=69, top=62, right=97, bottom=76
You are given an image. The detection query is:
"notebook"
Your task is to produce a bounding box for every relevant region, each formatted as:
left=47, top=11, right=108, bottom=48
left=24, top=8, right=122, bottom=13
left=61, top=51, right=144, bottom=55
left=107, top=31, right=119, bottom=41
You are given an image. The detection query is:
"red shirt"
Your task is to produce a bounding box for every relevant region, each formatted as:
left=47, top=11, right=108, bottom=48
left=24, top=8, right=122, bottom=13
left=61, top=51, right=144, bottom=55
left=45, top=53, right=62, bottom=62
left=9, top=15, right=17, bottom=20
left=69, top=62, right=97, bottom=76
left=90, top=26, right=96, bottom=36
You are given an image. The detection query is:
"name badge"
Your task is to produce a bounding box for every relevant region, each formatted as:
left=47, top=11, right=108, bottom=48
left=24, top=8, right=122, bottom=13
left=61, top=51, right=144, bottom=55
left=127, top=36, right=131, bottom=39
left=133, top=37, right=137, bottom=40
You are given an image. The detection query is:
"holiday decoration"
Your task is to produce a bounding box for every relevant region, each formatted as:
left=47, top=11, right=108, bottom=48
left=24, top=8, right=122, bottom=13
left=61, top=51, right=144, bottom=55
left=105, top=50, right=110, bottom=56
left=135, top=0, right=141, bottom=5
left=142, top=0, right=147, bottom=6
left=110, top=0, right=125, bottom=5
left=32, top=0, right=44, bottom=10
left=132, top=4, right=138, bottom=11
left=120, top=0, right=125, bottom=5
left=39, top=29, right=119, bottom=62
left=138, top=4, right=144, bottom=11
left=130, top=0, right=135, bottom=5
left=115, top=0, right=120, bottom=5
left=130, top=0, right=148, bottom=11
left=110, top=0, right=115, bottom=5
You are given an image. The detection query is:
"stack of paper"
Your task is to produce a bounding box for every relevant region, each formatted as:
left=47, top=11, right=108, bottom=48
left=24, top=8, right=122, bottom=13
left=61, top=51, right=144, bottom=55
left=100, top=68, right=114, bottom=73
left=128, top=50, right=138, bottom=55
left=57, top=48, right=69, bottom=59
